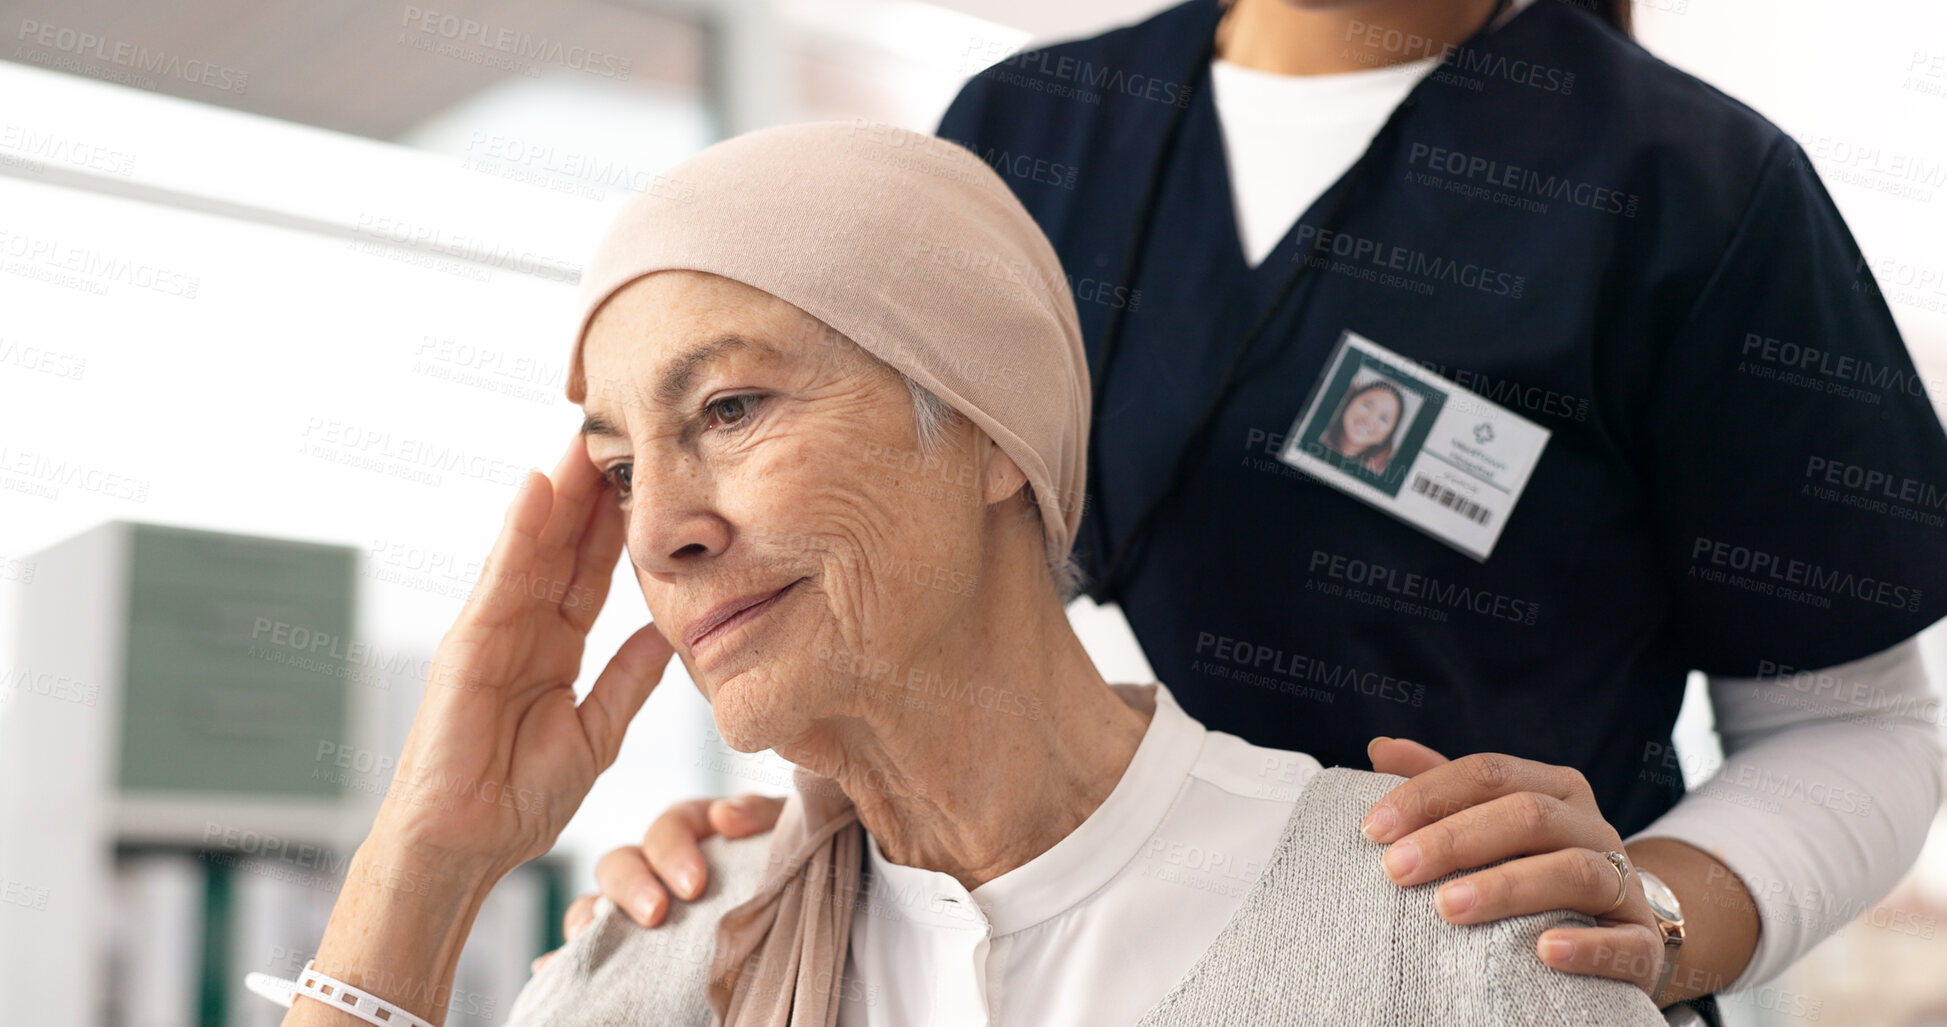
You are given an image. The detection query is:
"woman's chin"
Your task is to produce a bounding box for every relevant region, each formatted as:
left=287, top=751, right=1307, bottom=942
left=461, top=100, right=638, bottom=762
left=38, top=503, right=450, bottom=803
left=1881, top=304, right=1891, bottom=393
left=707, top=670, right=802, bottom=754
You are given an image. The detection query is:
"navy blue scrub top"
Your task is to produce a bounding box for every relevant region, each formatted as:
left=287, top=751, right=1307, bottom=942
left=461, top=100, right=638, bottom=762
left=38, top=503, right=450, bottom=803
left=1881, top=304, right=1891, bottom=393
left=938, top=0, right=1947, bottom=836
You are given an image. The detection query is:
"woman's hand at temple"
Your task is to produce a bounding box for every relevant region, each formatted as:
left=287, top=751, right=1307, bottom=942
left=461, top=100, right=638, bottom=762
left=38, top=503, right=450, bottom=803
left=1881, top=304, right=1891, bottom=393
left=288, top=436, right=674, bottom=1026
left=532, top=793, right=786, bottom=973
left=1365, top=738, right=1758, bottom=1008
left=368, top=435, right=674, bottom=877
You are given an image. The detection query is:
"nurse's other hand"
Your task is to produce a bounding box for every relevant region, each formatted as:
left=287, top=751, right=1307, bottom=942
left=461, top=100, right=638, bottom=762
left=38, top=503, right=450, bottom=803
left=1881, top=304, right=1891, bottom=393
left=529, top=794, right=785, bottom=973
left=372, top=436, right=675, bottom=880
left=1363, top=738, right=1666, bottom=1000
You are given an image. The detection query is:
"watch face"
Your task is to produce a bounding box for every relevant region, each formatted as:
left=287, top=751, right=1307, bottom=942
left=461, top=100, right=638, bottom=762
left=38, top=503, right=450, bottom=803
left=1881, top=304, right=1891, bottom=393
left=1638, top=870, right=1681, bottom=921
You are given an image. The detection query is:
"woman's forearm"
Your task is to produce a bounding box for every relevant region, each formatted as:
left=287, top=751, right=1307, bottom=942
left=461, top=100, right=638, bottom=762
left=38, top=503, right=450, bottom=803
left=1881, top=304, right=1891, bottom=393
left=1623, top=837, right=1758, bottom=1005
left=1625, top=639, right=1942, bottom=998
left=282, top=831, right=502, bottom=1027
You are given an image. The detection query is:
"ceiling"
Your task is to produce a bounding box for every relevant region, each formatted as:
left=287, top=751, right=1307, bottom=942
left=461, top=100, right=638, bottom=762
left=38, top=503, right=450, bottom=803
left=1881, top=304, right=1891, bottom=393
left=3, top=0, right=707, bottom=141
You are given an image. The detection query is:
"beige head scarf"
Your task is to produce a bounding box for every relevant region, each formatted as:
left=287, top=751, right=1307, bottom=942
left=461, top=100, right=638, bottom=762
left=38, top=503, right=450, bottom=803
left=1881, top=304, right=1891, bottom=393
left=567, top=119, right=1088, bottom=560
left=565, top=122, right=1089, bottom=1026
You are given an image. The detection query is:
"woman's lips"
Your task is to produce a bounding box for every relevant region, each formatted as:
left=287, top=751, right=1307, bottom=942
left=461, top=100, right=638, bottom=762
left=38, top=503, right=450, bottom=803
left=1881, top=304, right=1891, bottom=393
left=687, top=579, right=803, bottom=659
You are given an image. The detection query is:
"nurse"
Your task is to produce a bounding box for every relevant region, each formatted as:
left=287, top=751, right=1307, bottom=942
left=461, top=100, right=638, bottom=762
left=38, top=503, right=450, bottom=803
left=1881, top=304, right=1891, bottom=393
left=556, top=1, right=1947, bottom=1023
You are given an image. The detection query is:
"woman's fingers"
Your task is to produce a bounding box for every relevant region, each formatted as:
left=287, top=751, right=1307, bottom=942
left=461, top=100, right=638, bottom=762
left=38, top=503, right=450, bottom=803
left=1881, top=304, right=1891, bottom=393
left=1382, top=790, right=1606, bottom=887
left=575, top=622, right=675, bottom=770
left=596, top=846, right=668, bottom=928
left=707, top=794, right=786, bottom=839
left=561, top=484, right=626, bottom=634
left=1535, top=920, right=1668, bottom=996
left=1363, top=751, right=1592, bottom=845
left=461, top=469, right=555, bottom=628
left=1367, top=735, right=1449, bottom=778
left=1432, top=847, right=1650, bottom=926
left=469, top=437, right=616, bottom=632
left=643, top=798, right=725, bottom=902
left=537, top=434, right=607, bottom=554
left=562, top=891, right=600, bottom=941
left=532, top=889, right=599, bottom=974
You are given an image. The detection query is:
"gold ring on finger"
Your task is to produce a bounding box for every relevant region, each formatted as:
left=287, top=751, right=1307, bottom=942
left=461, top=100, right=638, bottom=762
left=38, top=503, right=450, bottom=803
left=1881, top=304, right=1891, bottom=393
left=1596, top=849, right=1632, bottom=915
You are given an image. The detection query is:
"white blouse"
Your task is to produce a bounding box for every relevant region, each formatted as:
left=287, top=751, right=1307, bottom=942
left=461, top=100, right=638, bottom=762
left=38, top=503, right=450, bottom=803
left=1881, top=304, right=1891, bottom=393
left=835, top=681, right=1322, bottom=1026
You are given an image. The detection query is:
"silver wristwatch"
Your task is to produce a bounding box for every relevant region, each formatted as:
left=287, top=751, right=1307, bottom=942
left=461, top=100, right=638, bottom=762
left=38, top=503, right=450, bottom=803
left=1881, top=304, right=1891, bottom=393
left=1635, top=867, right=1687, bottom=1006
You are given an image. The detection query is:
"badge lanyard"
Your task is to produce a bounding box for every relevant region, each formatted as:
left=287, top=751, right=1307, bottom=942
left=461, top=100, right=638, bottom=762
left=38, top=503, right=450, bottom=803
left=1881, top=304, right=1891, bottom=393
left=1083, top=0, right=1514, bottom=604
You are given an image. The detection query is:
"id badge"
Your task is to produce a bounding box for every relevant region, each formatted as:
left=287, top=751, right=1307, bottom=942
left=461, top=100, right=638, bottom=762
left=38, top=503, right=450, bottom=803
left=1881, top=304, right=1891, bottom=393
left=1277, top=331, right=1550, bottom=561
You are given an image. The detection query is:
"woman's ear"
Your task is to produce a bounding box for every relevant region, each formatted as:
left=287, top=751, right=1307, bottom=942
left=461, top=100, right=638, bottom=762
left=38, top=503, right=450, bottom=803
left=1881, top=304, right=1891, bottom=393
left=980, top=439, right=1030, bottom=508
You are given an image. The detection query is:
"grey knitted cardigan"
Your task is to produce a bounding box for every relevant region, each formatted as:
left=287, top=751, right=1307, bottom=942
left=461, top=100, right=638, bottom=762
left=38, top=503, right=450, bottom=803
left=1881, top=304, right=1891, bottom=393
left=504, top=768, right=1665, bottom=1026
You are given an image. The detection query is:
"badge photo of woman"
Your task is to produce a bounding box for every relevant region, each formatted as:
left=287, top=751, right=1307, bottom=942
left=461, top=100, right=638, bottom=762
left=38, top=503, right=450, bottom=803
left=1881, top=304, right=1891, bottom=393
left=1320, top=374, right=1409, bottom=476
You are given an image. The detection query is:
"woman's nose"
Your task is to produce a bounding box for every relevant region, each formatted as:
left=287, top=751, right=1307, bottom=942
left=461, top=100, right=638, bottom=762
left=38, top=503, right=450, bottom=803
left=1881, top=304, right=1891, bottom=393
left=626, top=459, right=732, bottom=574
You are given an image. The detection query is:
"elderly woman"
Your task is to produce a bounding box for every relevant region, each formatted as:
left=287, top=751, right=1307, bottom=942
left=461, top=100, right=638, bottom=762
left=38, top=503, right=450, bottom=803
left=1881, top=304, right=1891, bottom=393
left=265, top=123, right=1663, bottom=1027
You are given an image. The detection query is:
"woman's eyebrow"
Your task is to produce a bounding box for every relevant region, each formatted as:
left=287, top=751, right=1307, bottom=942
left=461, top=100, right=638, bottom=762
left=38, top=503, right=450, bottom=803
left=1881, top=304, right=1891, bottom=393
left=580, top=334, right=786, bottom=436
left=656, top=333, right=781, bottom=406
left=580, top=412, right=623, bottom=438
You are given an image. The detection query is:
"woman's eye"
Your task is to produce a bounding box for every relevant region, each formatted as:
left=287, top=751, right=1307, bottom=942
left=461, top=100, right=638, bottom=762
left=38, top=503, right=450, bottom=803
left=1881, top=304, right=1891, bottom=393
left=604, top=464, right=633, bottom=498
left=705, top=394, right=758, bottom=431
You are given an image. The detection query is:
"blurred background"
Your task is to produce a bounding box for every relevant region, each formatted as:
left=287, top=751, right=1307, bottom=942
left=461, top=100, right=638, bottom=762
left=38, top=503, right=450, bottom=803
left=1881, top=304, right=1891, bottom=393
left=0, top=0, right=1943, bottom=1024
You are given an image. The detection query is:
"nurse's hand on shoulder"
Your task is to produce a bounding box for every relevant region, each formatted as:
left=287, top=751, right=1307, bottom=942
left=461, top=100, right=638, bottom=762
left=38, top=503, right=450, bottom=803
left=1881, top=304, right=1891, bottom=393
left=372, top=436, right=676, bottom=883
left=530, top=792, right=785, bottom=974
left=1364, top=738, right=1666, bottom=999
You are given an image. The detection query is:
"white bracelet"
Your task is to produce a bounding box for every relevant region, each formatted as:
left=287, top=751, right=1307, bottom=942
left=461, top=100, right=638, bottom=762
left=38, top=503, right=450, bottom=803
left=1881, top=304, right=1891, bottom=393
left=284, top=959, right=436, bottom=1027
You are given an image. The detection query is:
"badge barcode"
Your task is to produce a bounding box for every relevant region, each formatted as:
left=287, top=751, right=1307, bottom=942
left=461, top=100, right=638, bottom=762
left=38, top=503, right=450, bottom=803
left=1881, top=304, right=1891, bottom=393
left=1411, top=474, right=1491, bottom=526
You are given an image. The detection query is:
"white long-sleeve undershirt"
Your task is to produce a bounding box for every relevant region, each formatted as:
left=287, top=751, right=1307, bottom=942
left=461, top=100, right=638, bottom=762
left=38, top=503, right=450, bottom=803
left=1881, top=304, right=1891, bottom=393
left=1627, top=636, right=1943, bottom=993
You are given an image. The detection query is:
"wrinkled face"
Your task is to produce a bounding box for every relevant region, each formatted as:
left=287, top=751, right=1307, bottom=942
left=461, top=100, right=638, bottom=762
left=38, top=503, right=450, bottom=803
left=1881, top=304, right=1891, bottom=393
left=578, top=271, right=1001, bottom=753
left=1341, top=387, right=1400, bottom=450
